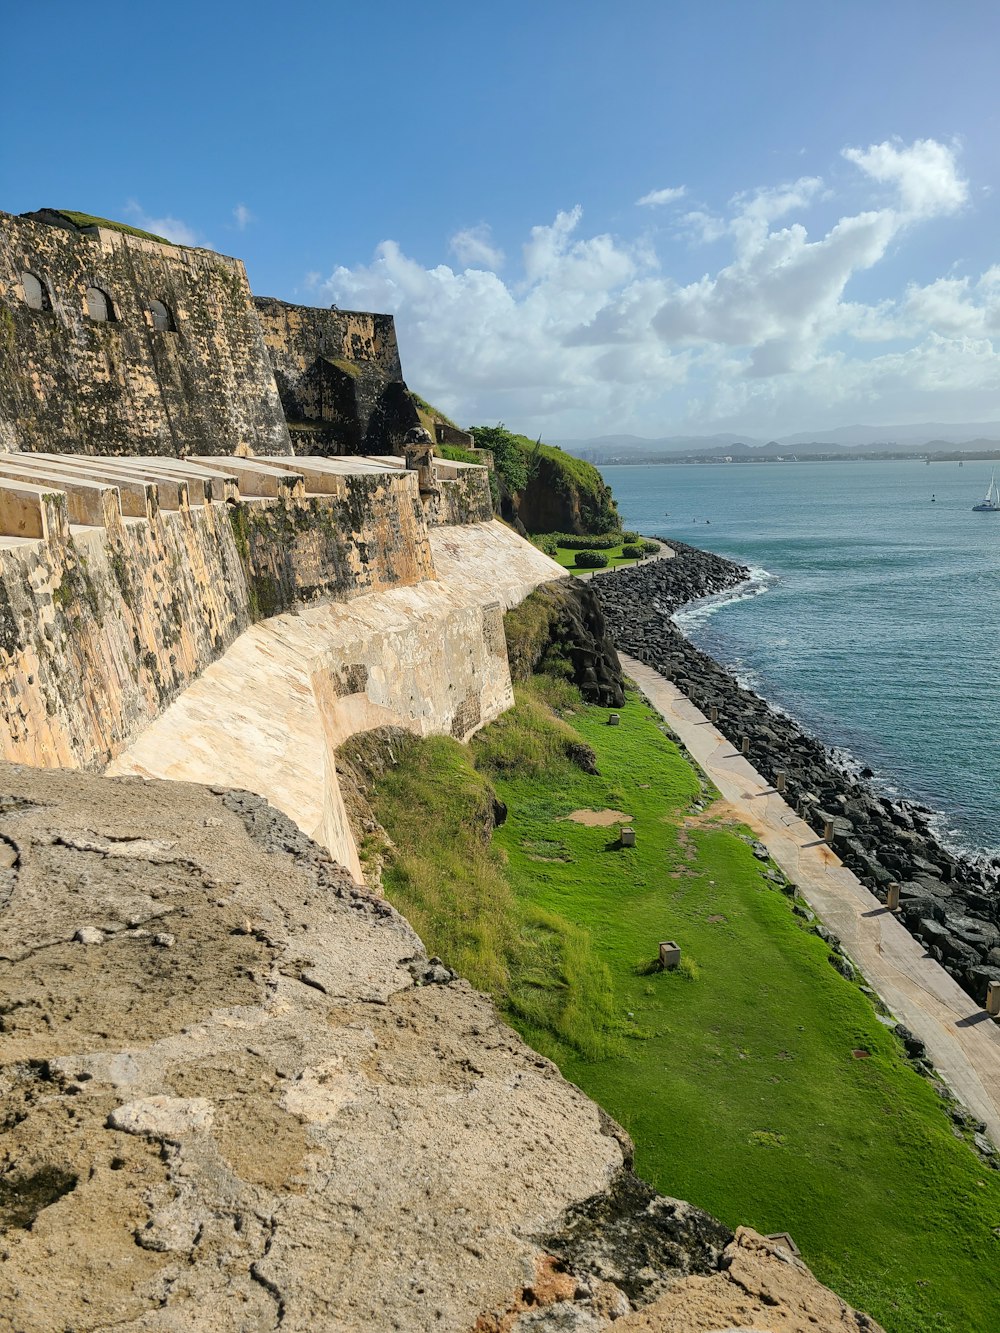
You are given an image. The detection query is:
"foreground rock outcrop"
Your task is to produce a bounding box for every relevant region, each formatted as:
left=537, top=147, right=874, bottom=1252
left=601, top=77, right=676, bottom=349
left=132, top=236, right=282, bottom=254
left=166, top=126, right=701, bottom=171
left=0, top=764, right=882, bottom=1331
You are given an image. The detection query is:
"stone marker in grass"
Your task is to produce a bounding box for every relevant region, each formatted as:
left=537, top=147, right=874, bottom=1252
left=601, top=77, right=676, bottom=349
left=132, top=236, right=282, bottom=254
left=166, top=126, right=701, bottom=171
left=659, top=940, right=681, bottom=970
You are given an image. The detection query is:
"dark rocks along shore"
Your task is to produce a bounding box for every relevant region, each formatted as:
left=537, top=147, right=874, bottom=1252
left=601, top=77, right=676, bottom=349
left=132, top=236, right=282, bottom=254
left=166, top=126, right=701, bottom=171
left=592, top=541, right=1000, bottom=1009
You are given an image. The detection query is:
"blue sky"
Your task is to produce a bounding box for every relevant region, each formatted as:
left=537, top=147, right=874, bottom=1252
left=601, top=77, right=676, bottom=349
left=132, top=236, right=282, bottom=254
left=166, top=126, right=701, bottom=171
left=8, top=1, right=1000, bottom=438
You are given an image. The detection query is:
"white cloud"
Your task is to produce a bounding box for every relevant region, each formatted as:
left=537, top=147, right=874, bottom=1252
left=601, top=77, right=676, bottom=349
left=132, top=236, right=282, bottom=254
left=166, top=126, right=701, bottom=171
left=124, top=199, right=206, bottom=248
left=842, top=138, right=968, bottom=218
left=233, top=203, right=253, bottom=231
left=449, top=223, right=504, bottom=269
left=681, top=210, right=728, bottom=245
left=636, top=186, right=687, bottom=207
left=318, top=138, right=994, bottom=436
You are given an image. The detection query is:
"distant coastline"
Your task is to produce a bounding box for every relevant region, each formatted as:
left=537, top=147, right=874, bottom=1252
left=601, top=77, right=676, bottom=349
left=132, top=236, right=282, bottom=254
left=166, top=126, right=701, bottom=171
left=586, top=450, right=1000, bottom=466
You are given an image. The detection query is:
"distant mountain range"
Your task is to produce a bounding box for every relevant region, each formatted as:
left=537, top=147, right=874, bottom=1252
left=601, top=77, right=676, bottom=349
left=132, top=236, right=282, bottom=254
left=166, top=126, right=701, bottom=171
left=554, top=423, right=1000, bottom=462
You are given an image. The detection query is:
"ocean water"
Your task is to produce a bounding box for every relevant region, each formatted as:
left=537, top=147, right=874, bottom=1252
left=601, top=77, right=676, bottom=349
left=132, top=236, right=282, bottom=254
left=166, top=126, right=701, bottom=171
left=602, top=458, right=1000, bottom=857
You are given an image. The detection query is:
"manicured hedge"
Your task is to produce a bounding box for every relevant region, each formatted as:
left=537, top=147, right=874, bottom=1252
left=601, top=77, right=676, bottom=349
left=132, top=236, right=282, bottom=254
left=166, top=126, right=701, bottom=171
left=574, top=550, right=609, bottom=568
left=553, top=533, right=624, bottom=550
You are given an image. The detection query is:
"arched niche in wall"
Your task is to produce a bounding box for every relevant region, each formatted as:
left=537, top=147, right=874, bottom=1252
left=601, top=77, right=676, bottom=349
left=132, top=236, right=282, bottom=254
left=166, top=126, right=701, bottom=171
left=148, top=299, right=175, bottom=332
left=21, top=271, right=51, bottom=311
left=85, top=286, right=115, bottom=322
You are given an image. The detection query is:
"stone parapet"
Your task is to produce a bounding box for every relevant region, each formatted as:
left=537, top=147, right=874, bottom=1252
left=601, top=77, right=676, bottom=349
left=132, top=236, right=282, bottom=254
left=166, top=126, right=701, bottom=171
left=0, top=453, right=436, bottom=769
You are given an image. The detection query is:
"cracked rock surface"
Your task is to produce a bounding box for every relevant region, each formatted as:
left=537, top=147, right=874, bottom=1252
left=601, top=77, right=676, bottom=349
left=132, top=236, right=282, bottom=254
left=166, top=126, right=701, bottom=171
left=0, top=765, right=882, bottom=1331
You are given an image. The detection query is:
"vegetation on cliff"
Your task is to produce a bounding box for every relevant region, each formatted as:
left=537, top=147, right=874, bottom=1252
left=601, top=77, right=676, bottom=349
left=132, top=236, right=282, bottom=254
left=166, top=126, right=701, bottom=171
left=468, top=423, right=619, bottom=535
left=352, top=603, right=1000, bottom=1333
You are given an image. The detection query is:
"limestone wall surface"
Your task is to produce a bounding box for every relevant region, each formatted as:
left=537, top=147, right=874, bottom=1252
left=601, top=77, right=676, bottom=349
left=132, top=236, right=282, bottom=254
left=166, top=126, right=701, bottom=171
left=0, top=212, right=290, bottom=456
left=108, top=522, right=566, bottom=880
left=0, top=455, right=437, bottom=770
left=254, top=297, right=418, bottom=454
left=369, top=453, right=495, bottom=525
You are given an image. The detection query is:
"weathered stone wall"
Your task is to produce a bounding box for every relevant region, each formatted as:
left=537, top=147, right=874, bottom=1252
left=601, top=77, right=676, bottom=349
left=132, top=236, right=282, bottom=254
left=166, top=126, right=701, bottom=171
left=108, top=521, right=566, bottom=880
left=254, top=297, right=419, bottom=453
left=434, top=421, right=476, bottom=448
left=423, top=458, right=495, bottom=526
left=0, top=467, right=435, bottom=771
left=0, top=211, right=290, bottom=456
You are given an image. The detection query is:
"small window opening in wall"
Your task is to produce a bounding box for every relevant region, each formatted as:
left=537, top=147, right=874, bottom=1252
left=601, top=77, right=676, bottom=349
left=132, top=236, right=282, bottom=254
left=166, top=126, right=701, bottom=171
left=148, top=299, right=175, bottom=332
left=85, top=286, right=115, bottom=322
left=21, top=271, right=51, bottom=311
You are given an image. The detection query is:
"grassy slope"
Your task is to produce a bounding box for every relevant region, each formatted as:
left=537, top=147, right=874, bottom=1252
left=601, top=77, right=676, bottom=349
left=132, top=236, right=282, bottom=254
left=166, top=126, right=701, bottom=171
left=366, top=678, right=1000, bottom=1333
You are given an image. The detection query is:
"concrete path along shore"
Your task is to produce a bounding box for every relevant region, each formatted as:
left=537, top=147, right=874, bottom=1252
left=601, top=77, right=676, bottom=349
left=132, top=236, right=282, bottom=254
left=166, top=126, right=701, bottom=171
left=622, top=654, right=1000, bottom=1148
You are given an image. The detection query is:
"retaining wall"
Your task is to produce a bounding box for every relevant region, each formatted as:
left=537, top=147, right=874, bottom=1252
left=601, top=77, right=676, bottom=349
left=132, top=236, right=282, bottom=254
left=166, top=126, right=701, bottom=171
left=108, top=522, right=565, bottom=879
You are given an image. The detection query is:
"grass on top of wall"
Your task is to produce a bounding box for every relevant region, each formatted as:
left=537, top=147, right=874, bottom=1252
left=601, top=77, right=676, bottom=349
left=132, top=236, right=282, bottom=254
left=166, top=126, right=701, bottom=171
left=363, top=672, right=1000, bottom=1333
left=52, top=211, right=179, bottom=245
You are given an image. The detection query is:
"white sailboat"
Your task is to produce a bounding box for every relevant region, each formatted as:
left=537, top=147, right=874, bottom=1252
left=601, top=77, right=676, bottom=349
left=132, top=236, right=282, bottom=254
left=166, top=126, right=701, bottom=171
left=972, top=472, right=1000, bottom=512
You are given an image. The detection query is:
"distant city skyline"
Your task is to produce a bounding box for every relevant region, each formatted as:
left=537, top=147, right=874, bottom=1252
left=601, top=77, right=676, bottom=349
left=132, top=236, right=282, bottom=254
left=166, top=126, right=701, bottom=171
left=8, top=1, right=1000, bottom=439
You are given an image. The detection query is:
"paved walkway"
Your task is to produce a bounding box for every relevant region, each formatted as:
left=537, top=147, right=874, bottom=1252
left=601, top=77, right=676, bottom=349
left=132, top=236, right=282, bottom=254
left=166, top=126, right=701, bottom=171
left=622, top=654, right=1000, bottom=1147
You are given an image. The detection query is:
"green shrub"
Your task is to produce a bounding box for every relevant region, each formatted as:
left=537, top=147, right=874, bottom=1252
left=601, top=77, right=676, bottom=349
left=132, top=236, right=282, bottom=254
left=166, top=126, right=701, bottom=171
left=623, top=530, right=641, bottom=543
left=621, top=544, right=644, bottom=559
left=575, top=550, right=609, bottom=568
left=553, top=533, right=623, bottom=550
left=532, top=534, right=559, bottom=557
left=466, top=426, right=619, bottom=533
left=465, top=424, right=530, bottom=494
left=641, top=539, right=660, bottom=555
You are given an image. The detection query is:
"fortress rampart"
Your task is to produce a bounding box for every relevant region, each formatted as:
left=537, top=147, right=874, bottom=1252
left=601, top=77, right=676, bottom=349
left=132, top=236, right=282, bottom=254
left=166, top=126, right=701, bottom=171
left=0, top=205, right=547, bottom=886
left=0, top=211, right=291, bottom=457
left=254, top=297, right=419, bottom=455
left=0, top=455, right=440, bottom=770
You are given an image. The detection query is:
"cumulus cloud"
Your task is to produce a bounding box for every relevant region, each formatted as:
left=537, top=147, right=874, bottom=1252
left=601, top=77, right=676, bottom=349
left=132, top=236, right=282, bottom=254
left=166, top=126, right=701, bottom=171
left=636, top=186, right=687, bottom=207
left=319, top=137, right=995, bottom=435
left=449, top=223, right=504, bottom=269
left=233, top=203, right=253, bottom=231
left=124, top=200, right=206, bottom=248
left=842, top=138, right=968, bottom=218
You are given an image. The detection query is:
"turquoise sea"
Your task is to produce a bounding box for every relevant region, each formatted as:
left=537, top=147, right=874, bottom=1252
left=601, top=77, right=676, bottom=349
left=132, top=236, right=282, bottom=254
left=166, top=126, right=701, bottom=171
left=603, top=458, right=1000, bottom=857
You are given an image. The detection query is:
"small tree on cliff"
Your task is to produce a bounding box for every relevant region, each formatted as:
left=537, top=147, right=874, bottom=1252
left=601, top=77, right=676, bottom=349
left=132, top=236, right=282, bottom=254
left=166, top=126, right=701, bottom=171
left=467, top=424, right=530, bottom=495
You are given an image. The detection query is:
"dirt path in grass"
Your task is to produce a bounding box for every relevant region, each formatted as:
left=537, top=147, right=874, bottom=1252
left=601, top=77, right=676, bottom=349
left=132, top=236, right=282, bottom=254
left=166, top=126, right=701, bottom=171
left=623, top=653, right=1000, bottom=1149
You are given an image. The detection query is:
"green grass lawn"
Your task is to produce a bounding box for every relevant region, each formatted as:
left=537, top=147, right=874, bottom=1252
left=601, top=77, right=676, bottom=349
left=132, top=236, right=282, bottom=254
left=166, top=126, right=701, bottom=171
left=363, top=675, right=1000, bottom=1333
left=552, top=543, right=649, bottom=574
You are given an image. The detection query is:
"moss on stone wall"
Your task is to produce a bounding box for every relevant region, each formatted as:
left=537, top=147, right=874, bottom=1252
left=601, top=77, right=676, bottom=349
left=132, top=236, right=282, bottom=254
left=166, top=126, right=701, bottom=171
left=1, top=210, right=291, bottom=457
left=46, top=210, right=176, bottom=244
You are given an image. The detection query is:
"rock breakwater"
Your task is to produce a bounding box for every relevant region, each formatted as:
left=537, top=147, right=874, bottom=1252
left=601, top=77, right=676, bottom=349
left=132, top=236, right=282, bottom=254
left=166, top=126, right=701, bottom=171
left=594, top=542, right=1000, bottom=1010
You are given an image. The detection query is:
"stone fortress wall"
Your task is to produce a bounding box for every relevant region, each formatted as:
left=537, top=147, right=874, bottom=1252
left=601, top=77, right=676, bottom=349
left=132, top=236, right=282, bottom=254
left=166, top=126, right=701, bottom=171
left=254, top=297, right=420, bottom=455
left=0, top=206, right=553, bottom=871
left=0, top=210, right=292, bottom=457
